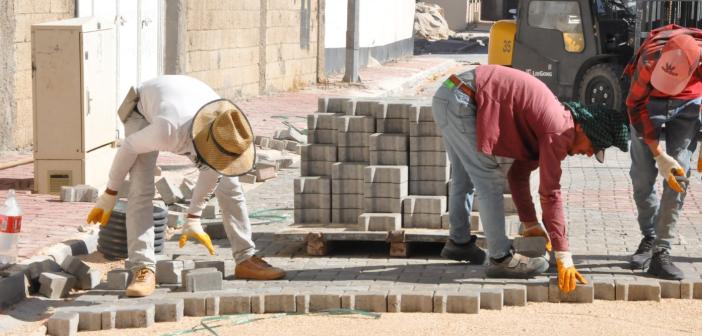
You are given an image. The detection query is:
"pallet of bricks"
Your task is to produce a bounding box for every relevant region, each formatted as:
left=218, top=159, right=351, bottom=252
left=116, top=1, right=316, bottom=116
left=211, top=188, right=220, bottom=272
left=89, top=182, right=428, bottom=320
left=282, top=96, right=522, bottom=257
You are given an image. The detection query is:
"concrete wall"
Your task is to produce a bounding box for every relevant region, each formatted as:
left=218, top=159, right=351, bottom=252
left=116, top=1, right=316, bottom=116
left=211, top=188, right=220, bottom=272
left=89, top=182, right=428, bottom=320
left=0, top=0, right=75, bottom=151
left=325, top=0, right=414, bottom=74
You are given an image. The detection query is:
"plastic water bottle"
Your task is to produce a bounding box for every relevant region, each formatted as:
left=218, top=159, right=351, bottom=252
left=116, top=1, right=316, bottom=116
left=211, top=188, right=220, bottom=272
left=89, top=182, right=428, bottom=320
left=0, top=189, right=22, bottom=266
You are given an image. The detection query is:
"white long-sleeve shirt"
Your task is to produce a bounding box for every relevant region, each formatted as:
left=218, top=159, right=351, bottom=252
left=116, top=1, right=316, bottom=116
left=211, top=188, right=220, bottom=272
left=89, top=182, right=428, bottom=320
left=107, top=75, right=222, bottom=215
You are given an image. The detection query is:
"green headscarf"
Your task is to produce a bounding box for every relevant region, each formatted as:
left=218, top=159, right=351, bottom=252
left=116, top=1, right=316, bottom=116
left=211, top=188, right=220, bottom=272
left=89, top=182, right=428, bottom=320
left=562, top=101, right=630, bottom=160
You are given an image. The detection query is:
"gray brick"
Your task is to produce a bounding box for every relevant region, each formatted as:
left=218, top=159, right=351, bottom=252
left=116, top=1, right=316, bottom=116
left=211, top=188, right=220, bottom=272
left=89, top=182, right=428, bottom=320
left=152, top=298, right=184, bottom=322
left=260, top=137, right=271, bottom=148
left=195, top=260, right=235, bottom=278
left=156, top=260, right=183, bottom=284
left=526, top=280, right=549, bottom=302
left=403, top=213, right=442, bottom=228
left=295, top=294, right=310, bottom=313
left=337, top=132, right=370, bottom=147
left=693, top=280, right=702, bottom=299
left=296, top=194, right=332, bottom=209
left=206, top=296, right=220, bottom=316
left=265, top=293, right=296, bottom=313
left=294, top=177, right=331, bottom=194
left=301, top=160, right=333, bottom=176
left=332, top=208, right=363, bottom=224
left=363, top=197, right=404, bottom=213
left=410, top=151, right=448, bottom=166
left=80, top=269, right=101, bottom=290
left=115, top=304, right=155, bottom=328
left=402, top=196, right=446, bottom=215
left=202, top=199, right=220, bottom=219
left=326, top=97, right=354, bottom=114
left=309, top=293, right=341, bottom=312
left=410, top=165, right=450, bottom=181
left=358, top=213, right=402, bottom=231
left=627, top=281, right=661, bottom=301
left=387, top=292, right=401, bottom=312
left=409, top=180, right=448, bottom=196
left=252, top=295, right=265, bottom=314
left=167, top=211, right=185, bottom=228
left=341, top=294, right=355, bottom=309
left=47, top=311, right=79, bottom=336
left=45, top=244, right=73, bottom=268
left=549, top=278, right=594, bottom=303
left=369, top=150, right=408, bottom=165
left=254, top=135, right=266, bottom=146
left=308, top=113, right=339, bottom=130
left=336, top=116, right=375, bottom=133
left=179, top=178, right=194, bottom=200
left=285, top=141, right=299, bottom=152
left=107, top=269, right=131, bottom=290
left=410, top=105, right=435, bottom=122
left=410, top=136, right=444, bottom=152
left=503, top=285, right=527, bottom=306
left=376, top=118, right=409, bottom=134
left=331, top=163, right=366, bottom=180
left=364, top=166, right=408, bottom=183
left=269, top=139, right=287, bottom=151
left=183, top=297, right=207, bottom=316
left=480, top=287, right=503, bottom=310
left=446, top=292, right=480, bottom=314
left=60, top=185, right=98, bottom=202
left=61, top=256, right=100, bottom=290
left=294, top=208, right=331, bottom=224
left=409, top=121, right=442, bottom=137
left=385, top=103, right=413, bottom=119
left=680, top=279, right=694, bottom=299
left=308, top=129, right=337, bottom=144
left=101, top=310, right=115, bottom=330
left=183, top=268, right=222, bottom=292
left=38, top=272, right=75, bottom=299
left=317, top=97, right=328, bottom=112
left=432, top=292, right=447, bottom=313
left=355, top=100, right=382, bottom=117
left=300, top=144, right=337, bottom=162
left=364, top=182, right=408, bottom=199
left=400, top=292, right=434, bottom=312
left=593, top=280, right=616, bottom=300
left=512, top=237, right=548, bottom=258
left=332, top=193, right=363, bottom=209
left=354, top=292, right=387, bottom=312
left=58, top=306, right=106, bottom=331
left=220, top=294, right=251, bottom=314
left=659, top=280, right=681, bottom=299
left=156, top=177, right=184, bottom=205
left=369, top=134, right=408, bottom=151
left=441, top=212, right=450, bottom=229
left=615, top=280, right=629, bottom=301
left=331, top=179, right=363, bottom=194
left=338, top=146, right=370, bottom=162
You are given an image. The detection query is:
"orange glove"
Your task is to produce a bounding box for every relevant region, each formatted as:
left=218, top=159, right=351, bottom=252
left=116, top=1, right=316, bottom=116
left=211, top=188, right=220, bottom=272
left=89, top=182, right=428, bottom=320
left=522, top=222, right=552, bottom=252
left=655, top=153, right=686, bottom=193
left=179, top=217, right=216, bottom=255
left=86, top=193, right=117, bottom=227
left=555, top=251, right=587, bottom=293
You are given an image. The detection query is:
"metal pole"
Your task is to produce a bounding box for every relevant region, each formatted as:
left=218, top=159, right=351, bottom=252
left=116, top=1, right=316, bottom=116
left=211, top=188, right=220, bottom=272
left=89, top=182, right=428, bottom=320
left=343, top=0, right=360, bottom=83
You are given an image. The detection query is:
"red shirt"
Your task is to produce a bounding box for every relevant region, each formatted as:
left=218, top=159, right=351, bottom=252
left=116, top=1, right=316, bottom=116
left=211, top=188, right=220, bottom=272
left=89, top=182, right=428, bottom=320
left=474, top=65, right=574, bottom=251
left=624, top=24, right=702, bottom=145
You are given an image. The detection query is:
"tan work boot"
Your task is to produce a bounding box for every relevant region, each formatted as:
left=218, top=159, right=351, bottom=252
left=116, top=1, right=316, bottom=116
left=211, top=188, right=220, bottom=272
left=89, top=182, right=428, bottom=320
left=125, top=267, right=156, bottom=297
left=235, top=256, right=286, bottom=280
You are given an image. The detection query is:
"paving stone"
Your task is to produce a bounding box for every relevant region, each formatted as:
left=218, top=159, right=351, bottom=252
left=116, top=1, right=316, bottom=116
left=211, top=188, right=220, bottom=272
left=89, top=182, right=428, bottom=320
left=308, top=129, right=337, bottom=144
left=615, top=280, right=629, bottom=301
left=295, top=294, right=310, bottom=313
left=680, top=279, right=694, bottom=299
left=295, top=194, right=332, bottom=209
left=156, top=260, right=184, bottom=284
left=238, top=174, right=257, bottom=184
left=376, top=119, right=409, bottom=133
left=410, top=105, right=434, bottom=122
left=195, top=260, right=235, bottom=279
left=254, top=166, right=277, bottom=181
left=202, top=199, right=220, bottom=219
left=326, top=97, right=354, bottom=114
left=167, top=211, right=185, bottom=229
left=284, top=141, right=299, bottom=153
left=341, top=294, right=355, bottom=309
left=409, top=165, right=450, bottom=181
left=331, top=163, right=366, bottom=180
left=402, top=196, right=446, bottom=215
left=47, top=311, right=79, bottom=336
left=0, top=272, right=27, bottom=310
left=432, top=293, right=447, bottom=313
left=400, top=292, right=434, bottom=312
left=115, top=304, right=155, bottom=328
left=251, top=295, right=265, bottom=314
left=301, top=160, right=333, bottom=176
left=269, top=139, right=287, bottom=151
left=300, top=144, right=337, bottom=162
left=308, top=113, right=339, bottom=130
left=354, top=292, right=387, bottom=312
left=45, top=244, right=73, bottom=268
left=364, top=182, right=408, bottom=199
left=369, top=150, right=408, bottom=165
left=593, top=280, right=616, bottom=300
left=57, top=306, right=106, bottom=331
left=384, top=103, right=413, bottom=119
left=441, top=212, right=450, bottom=229
left=627, top=281, right=661, bottom=301
left=358, top=213, right=402, bottom=231
left=331, top=208, right=363, bottom=224
left=549, top=278, right=594, bottom=303
left=331, top=179, right=363, bottom=194
left=75, top=294, right=120, bottom=304
left=259, top=137, right=271, bottom=148
left=336, top=116, right=374, bottom=133
left=369, top=134, right=408, bottom=151
left=356, top=100, right=382, bottom=117
left=264, top=293, right=296, bottom=313
left=206, top=296, right=220, bottom=316
left=445, top=292, right=480, bottom=314
left=659, top=280, right=682, bottom=299
left=403, top=213, right=442, bottom=228
left=309, top=293, right=341, bottom=312
left=410, top=151, right=448, bottom=166
left=294, top=177, right=331, bottom=194
left=512, top=237, right=548, bottom=258
left=179, top=178, right=194, bottom=200
left=693, top=279, right=702, bottom=299
left=294, top=208, right=331, bottom=224
left=337, top=132, right=370, bottom=147
left=156, top=177, right=184, bottom=205
left=331, top=193, right=363, bottom=209
left=39, top=272, right=76, bottom=299
left=480, top=287, right=503, bottom=310
left=387, top=292, right=401, bottom=312
left=409, top=121, right=442, bottom=137
left=152, top=298, right=184, bottom=322
left=410, top=136, right=444, bottom=152
left=503, top=284, right=527, bottom=306
left=220, top=294, right=252, bottom=314
left=101, top=310, right=116, bottom=330
left=183, top=268, right=222, bottom=292
left=408, top=180, right=448, bottom=196
left=183, top=297, right=207, bottom=316
left=78, top=269, right=101, bottom=290
left=365, top=166, right=408, bottom=183
left=60, top=185, right=98, bottom=202
left=363, top=197, right=403, bottom=213
left=338, top=146, right=370, bottom=162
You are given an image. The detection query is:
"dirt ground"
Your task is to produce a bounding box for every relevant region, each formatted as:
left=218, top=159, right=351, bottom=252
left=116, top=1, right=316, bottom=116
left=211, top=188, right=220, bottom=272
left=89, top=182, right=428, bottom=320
left=57, top=300, right=700, bottom=336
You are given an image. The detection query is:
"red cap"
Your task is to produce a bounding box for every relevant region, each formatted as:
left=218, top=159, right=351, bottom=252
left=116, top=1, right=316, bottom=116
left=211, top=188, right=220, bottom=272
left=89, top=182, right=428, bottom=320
left=651, top=34, right=700, bottom=95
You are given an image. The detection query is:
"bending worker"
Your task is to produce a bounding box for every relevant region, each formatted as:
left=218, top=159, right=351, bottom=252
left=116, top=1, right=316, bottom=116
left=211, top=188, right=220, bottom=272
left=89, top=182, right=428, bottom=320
left=433, top=64, right=629, bottom=293
left=87, top=75, right=285, bottom=297
left=624, top=24, right=702, bottom=280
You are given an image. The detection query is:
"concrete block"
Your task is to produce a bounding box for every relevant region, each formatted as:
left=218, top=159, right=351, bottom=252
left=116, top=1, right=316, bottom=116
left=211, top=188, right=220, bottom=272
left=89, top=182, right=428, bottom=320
left=202, top=199, right=220, bottom=219
left=387, top=293, right=401, bottom=312
left=294, top=208, right=331, bottom=224
left=265, top=293, right=296, bottom=313
left=254, top=135, right=265, bottom=146
left=194, top=260, right=235, bottom=278
left=381, top=103, right=412, bottom=119
left=369, top=133, right=408, bottom=151
left=363, top=197, right=403, bottom=213
left=446, top=292, right=480, bottom=314
left=206, top=296, right=220, bottom=316
left=331, top=208, right=363, bottom=224
left=296, top=294, right=310, bottom=313
left=549, top=278, right=594, bottom=303
left=512, top=237, right=548, bottom=258
left=615, top=280, right=629, bottom=301
left=410, top=105, right=435, bottom=122
left=156, top=177, right=184, bottom=205
left=432, top=292, right=447, bottom=313
left=106, top=269, right=130, bottom=290
left=259, top=137, right=271, bottom=149
left=364, top=182, right=408, bottom=199
left=301, top=160, right=333, bottom=176
left=409, top=121, right=442, bottom=137
left=370, top=150, right=408, bottom=166
left=78, top=269, right=101, bottom=290
left=410, top=151, right=449, bottom=166
left=101, top=310, right=116, bottom=330
left=273, top=129, right=290, bottom=140
left=251, top=295, right=265, bottom=314
left=693, top=280, right=702, bottom=299
left=308, top=113, right=338, bottom=130
left=338, top=146, right=370, bottom=162
left=167, top=211, right=185, bottom=229
left=358, top=213, right=402, bottom=231
left=317, top=97, right=328, bottom=112
left=300, top=144, right=337, bottom=162
left=309, top=293, right=341, bottom=312
left=402, top=196, right=446, bottom=215
left=285, top=141, right=299, bottom=153
left=60, top=185, right=98, bottom=202
left=183, top=268, right=222, bottom=292
left=152, top=298, right=184, bottom=322
left=410, top=136, right=445, bottom=152
left=115, top=304, right=155, bottom=328
left=326, top=97, right=353, bottom=114
left=503, top=285, right=527, bottom=306
left=38, top=272, right=75, bottom=299
left=480, top=287, right=503, bottom=310
left=364, top=166, right=408, bottom=184
left=269, top=139, right=287, bottom=151
left=294, top=177, right=331, bottom=194
left=355, top=100, right=382, bottom=117
left=331, top=193, right=363, bottom=209
left=183, top=297, right=207, bottom=316
left=308, top=129, right=337, bottom=144
left=179, top=178, right=194, bottom=199
left=337, top=132, right=369, bottom=147
left=402, top=213, right=442, bottom=228
left=45, top=244, right=73, bottom=267
left=60, top=256, right=92, bottom=289
left=441, top=212, right=450, bottom=229
left=409, top=165, right=450, bottom=181
left=627, top=281, right=661, bottom=301
left=331, top=179, right=363, bottom=195
left=336, top=116, right=374, bottom=133
left=24, top=255, right=62, bottom=284
left=239, top=174, right=257, bottom=184
left=156, top=260, right=184, bottom=284
left=332, top=163, right=366, bottom=180
left=526, top=280, right=549, bottom=302
left=47, top=311, right=79, bottom=336
left=58, top=306, right=106, bottom=331
left=400, top=292, right=434, bottom=312
left=295, top=194, right=331, bottom=209
left=354, top=292, right=387, bottom=312
left=220, top=294, right=252, bottom=314
left=276, top=157, right=294, bottom=169
left=409, top=180, right=448, bottom=196
left=254, top=166, right=277, bottom=181
left=659, top=280, right=681, bottom=299
left=376, top=118, right=409, bottom=134
left=680, top=279, right=694, bottom=299
left=341, top=294, right=355, bottom=309
left=593, top=280, right=616, bottom=300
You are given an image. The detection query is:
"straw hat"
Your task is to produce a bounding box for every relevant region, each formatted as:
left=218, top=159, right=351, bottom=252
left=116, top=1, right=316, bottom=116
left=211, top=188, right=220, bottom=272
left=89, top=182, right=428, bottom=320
left=192, top=99, right=256, bottom=176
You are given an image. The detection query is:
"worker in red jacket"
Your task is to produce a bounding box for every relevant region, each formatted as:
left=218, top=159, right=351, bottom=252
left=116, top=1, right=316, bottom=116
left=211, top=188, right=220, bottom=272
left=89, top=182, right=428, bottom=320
left=433, top=65, right=629, bottom=293
left=623, top=24, right=702, bottom=280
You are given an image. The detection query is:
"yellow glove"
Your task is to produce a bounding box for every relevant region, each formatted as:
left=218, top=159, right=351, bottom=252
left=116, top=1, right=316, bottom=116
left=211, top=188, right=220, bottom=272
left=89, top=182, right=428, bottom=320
left=555, top=251, right=587, bottom=293
left=654, top=153, right=686, bottom=193
left=86, top=193, right=117, bottom=227
left=521, top=222, right=552, bottom=252
left=179, top=217, right=216, bottom=255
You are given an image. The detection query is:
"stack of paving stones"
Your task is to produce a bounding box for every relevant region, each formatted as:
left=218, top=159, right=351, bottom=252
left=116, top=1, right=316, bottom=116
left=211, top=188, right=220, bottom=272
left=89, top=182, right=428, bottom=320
left=331, top=163, right=366, bottom=224
left=293, top=176, right=331, bottom=224
left=360, top=166, right=407, bottom=231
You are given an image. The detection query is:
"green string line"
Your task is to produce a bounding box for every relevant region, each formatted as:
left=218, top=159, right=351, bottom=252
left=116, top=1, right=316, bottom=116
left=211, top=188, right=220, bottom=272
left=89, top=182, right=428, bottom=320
left=248, top=207, right=293, bottom=225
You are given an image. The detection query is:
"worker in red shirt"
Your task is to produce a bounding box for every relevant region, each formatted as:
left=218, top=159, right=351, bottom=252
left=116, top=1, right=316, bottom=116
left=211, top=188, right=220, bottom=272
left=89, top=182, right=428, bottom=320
left=623, top=25, right=702, bottom=280
left=433, top=65, right=629, bottom=293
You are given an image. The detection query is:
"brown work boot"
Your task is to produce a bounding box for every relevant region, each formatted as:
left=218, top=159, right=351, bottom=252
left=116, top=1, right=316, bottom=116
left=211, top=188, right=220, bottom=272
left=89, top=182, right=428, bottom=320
left=125, top=267, right=156, bottom=297
left=235, top=256, right=286, bottom=280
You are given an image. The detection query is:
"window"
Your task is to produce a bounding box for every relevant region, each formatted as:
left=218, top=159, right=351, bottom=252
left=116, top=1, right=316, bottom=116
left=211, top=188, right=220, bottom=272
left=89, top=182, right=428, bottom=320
left=528, top=1, right=585, bottom=53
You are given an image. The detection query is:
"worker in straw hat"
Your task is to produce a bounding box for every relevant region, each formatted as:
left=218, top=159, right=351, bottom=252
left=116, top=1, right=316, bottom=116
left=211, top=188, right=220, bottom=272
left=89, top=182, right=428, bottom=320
left=433, top=64, right=629, bottom=293
left=86, top=75, right=285, bottom=297
left=623, top=24, right=702, bottom=280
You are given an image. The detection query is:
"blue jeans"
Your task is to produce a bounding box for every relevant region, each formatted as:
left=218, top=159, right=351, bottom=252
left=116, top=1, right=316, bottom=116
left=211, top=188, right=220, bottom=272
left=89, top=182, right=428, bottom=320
left=432, top=73, right=512, bottom=259
left=629, top=97, right=702, bottom=251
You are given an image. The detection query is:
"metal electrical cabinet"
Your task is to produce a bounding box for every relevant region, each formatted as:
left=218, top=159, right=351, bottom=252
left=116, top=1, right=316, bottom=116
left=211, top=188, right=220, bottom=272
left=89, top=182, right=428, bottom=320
left=32, top=18, right=117, bottom=194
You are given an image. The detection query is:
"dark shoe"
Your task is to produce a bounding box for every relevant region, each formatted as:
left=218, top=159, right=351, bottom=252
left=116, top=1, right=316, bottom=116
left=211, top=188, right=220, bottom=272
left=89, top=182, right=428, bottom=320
left=630, top=236, right=656, bottom=269
left=440, top=236, right=486, bottom=264
left=486, top=252, right=549, bottom=278
left=647, top=250, right=684, bottom=280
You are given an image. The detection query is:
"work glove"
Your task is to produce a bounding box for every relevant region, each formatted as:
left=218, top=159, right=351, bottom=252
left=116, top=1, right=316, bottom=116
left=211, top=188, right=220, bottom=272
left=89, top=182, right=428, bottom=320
left=654, top=152, right=686, bottom=193
left=555, top=251, right=587, bottom=294
left=521, top=222, right=552, bottom=252
left=86, top=193, right=117, bottom=227
left=179, top=217, right=216, bottom=255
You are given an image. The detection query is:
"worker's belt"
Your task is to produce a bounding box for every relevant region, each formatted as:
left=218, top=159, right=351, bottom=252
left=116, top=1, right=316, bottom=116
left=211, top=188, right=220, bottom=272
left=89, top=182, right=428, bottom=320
left=443, top=74, right=475, bottom=99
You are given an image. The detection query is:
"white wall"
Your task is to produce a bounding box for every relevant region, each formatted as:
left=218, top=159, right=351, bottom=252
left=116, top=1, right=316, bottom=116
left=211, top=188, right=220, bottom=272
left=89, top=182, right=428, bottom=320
left=325, top=0, right=415, bottom=49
